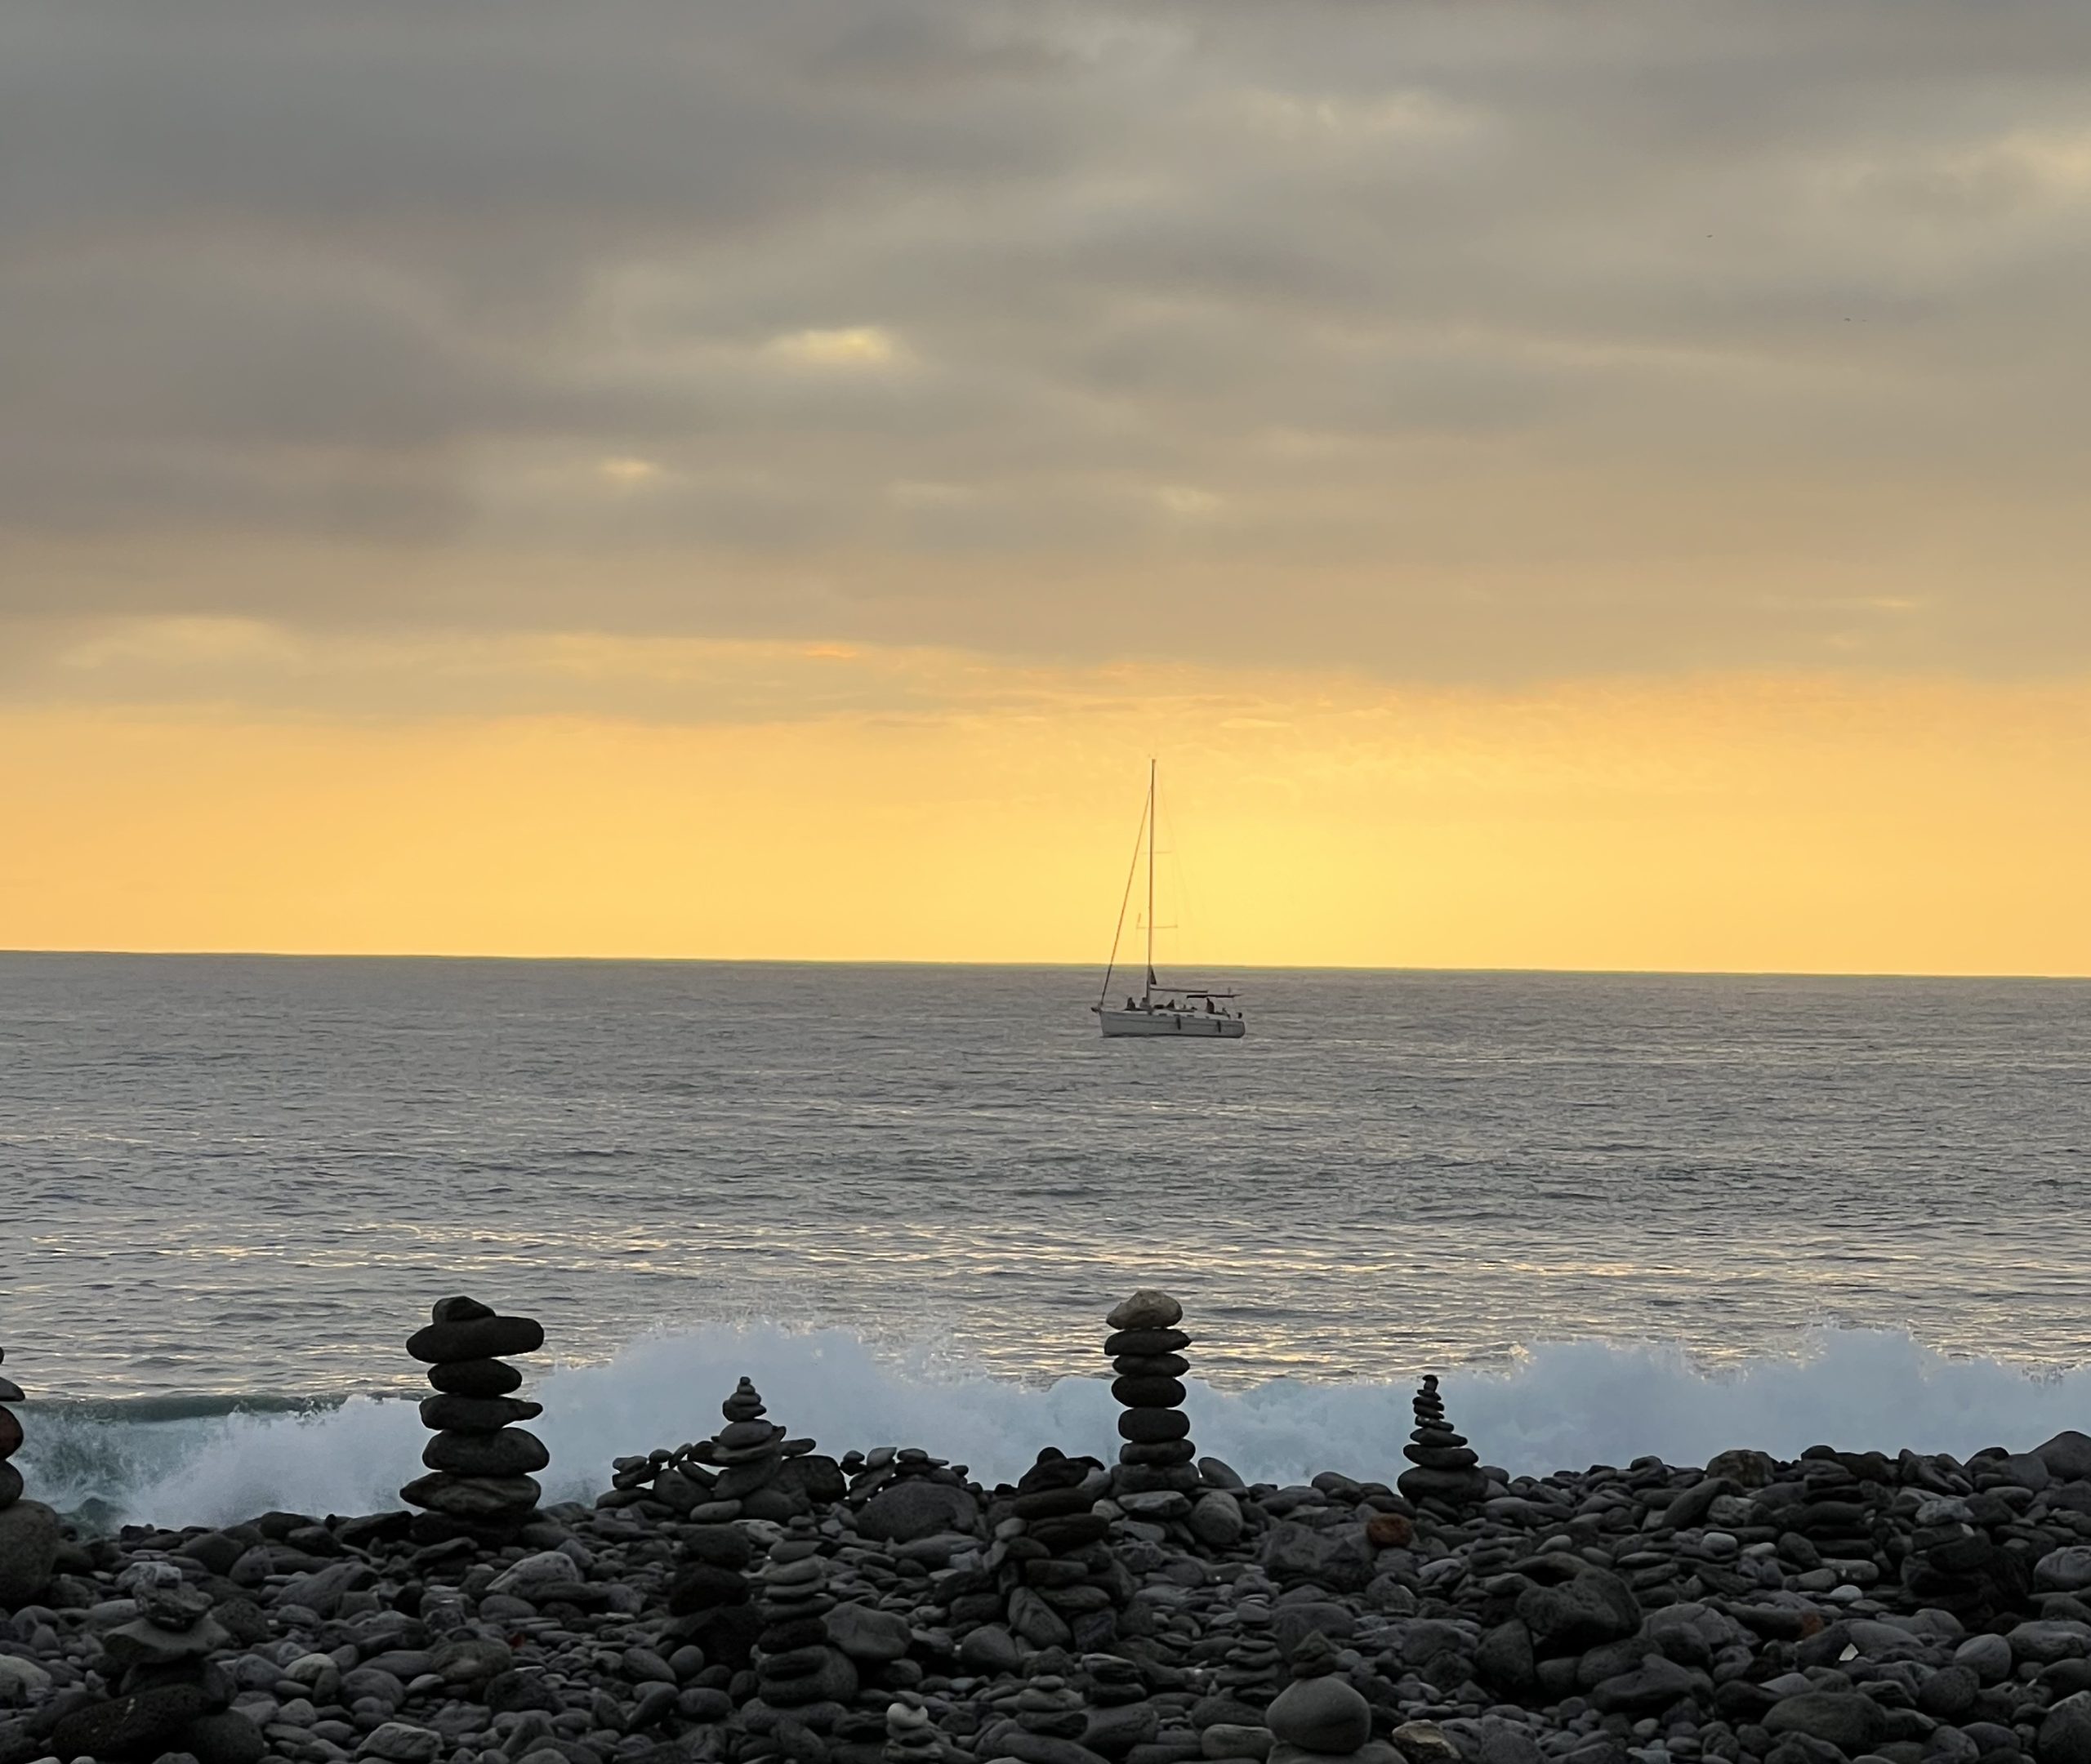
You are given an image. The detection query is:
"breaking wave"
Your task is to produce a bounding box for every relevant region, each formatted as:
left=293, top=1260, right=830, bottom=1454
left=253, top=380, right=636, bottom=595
left=15, top=1324, right=2091, bottom=1531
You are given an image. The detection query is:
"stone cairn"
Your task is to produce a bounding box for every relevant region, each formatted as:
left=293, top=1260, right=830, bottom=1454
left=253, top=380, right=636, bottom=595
left=1394, top=1374, right=1487, bottom=1512
left=0, top=1344, right=61, bottom=1612
left=1107, top=1287, right=1198, bottom=1495
left=885, top=1695, right=947, bottom=1764
left=613, top=1378, right=841, bottom=1523
left=747, top=1516, right=858, bottom=1744
left=1263, top=1628, right=1386, bottom=1764
left=0, top=1348, right=21, bottom=1514
left=51, top=1559, right=261, bottom=1764
left=665, top=1518, right=761, bottom=1676
left=400, top=1295, right=547, bottom=1539
left=1212, top=1594, right=1283, bottom=1714
left=1001, top=1448, right=1117, bottom=1652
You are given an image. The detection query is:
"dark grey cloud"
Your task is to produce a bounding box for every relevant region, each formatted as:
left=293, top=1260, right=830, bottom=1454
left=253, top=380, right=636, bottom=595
left=4, top=0, right=2090, bottom=688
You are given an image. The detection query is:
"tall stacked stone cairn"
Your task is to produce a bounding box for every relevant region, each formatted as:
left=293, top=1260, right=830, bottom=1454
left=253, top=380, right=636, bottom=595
left=1394, top=1374, right=1487, bottom=1512
left=400, top=1294, right=548, bottom=1540
left=0, top=1346, right=61, bottom=1613
left=994, top=1446, right=1121, bottom=1653
left=1106, top=1287, right=1200, bottom=1496
left=746, top=1514, right=858, bottom=1749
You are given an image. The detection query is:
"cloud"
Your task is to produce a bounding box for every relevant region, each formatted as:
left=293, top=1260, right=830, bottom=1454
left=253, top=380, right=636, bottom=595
left=3, top=0, right=2089, bottom=699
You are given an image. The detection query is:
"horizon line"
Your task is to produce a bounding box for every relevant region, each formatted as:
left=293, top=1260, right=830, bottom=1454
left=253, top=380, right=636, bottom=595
left=3, top=946, right=2088, bottom=983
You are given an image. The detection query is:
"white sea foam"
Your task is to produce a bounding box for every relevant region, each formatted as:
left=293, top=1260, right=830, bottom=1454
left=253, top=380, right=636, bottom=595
left=17, top=1325, right=2091, bottom=1530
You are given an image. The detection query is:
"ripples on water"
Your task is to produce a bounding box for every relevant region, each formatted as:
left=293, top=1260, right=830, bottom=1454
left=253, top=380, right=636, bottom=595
left=3, top=955, right=2089, bottom=1402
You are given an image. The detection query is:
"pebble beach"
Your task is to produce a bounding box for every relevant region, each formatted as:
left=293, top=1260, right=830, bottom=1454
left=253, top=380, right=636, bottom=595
left=6, top=1293, right=2091, bottom=1764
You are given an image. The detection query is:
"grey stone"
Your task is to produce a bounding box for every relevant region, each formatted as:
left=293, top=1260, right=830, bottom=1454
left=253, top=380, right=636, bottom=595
left=1202, top=1726, right=1273, bottom=1761
left=1589, top=1655, right=1705, bottom=1715
left=2040, top=1693, right=2091, bottom=1764
left=2040, top=1551, right=2091, bottom=1595
left=958, top=1624, right=1021, bottom=1674
left=399, top=1470, right=542, bottom=1519
left=422, top=1426, right=551, bottom=1477
left=1260, top=1522, right=1373, bottom=1593
left=277, top=1560, right=377, bottom=1618
left=1083, top=1703, right=1161, bottom=1757
left=418, top=1392, right=543, bottom=1432
left=184, top=1709, right=267, bottom=1764
left=2011, top=1621, right=2091, bottom=1665
left=1265, top=1676, right=1372, bottom=1754
left=430, top=1636, right=514, bottom=1686
left=1763, top=1692, right=1889, bottom=1753
left=1389, top=1723, right=1465, bottom=1764
left=1191, top=1493, right=1245, bottom=1548
left=405, top=1315, right=544, bottom=1363
left=1955, top=1633, right=2015, bottom=1683
left=0, top=1499, right=60, bottom=1608
left=359, top=1720, right=444, bottom=1762
left=857, top=1480, right=981, bottom=1544
left=1108, top=1291, right=1184, bottom=1331
left=488, top=1552, right=582, bottom=1598
left=1516, top=1569, right=1643, bottom=1652
left=50, top=1685, right=210, bottom=1759
left=827, top=1602, right=912, bottom=1664
left=103, top=1614, right=232, bottom=1668
left=1462, top=1717, right=1544, bottom=1764
left=2038, top=1434, right=2091, bottom=1486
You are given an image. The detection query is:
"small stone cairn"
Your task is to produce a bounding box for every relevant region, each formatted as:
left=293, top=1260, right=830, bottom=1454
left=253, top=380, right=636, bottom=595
left=0, top=1344, right=61, bottom=1611
left=1264, top=1629, right=1392, bottom=1764
left=399, top=1294, right=548, bottom=1539
left=613, top=1377, right=844, bottom=1523
left=1393, top=1374, right=1487, bottom=1512
left=1106, top=1287, right=1198, bottom=1495
left=52, top=1560, right=261, bottom=1763
left=847, top=1445, right=982, bottom=1552
left=693, top=1377, right=825, bottom=1522
left=748, top=1517, right=858, bottom=1736
left=1001, top=1448, right=1117, bottom=1651
left=1213, top=1595, right=1283, bottom=1711
left=885, top=1695, right=947, bottom=1764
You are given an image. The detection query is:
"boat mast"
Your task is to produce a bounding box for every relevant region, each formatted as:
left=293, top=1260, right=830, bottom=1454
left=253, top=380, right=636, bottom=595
left=1145, top=758, right=1156, bottom=1006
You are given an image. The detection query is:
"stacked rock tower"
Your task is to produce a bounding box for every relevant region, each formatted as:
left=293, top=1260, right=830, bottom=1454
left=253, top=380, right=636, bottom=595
left=49, top=1559, right=264, bottom=1764
left=1105, top=1287, right=1198, bottom=1494
left=690, top=1377, right=831, bottom=1522
left=0, top=1345, right=60, bottom=1611
left=0, top=1348, right=23, bottom=1515
left=401, top=1295, right=548, bottom=1539
left=747, top=1516, right=857, bottom=1736
left=1394, top=1374, right=1487, bottom=1511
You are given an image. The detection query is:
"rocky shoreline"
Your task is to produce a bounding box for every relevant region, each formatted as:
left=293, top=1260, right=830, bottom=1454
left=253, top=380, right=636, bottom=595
left=5, top=1297, right=2091, bottom=1764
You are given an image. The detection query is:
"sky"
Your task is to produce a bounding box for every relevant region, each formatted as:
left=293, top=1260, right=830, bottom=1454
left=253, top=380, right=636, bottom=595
left=5, top=0, right=2090, bottom=970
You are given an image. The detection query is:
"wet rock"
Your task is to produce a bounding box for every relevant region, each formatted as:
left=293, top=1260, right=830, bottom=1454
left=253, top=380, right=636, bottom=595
left=1516, top=1568, right=1642, bottom=1652
left=1763, top=1691, right=1890, bottom=1753
left=858, top=1480, right=981, bottom=1543
left=1265, top=1677, right=1371, bottom=1754
left=0, top=1499, right=60, bottom=1609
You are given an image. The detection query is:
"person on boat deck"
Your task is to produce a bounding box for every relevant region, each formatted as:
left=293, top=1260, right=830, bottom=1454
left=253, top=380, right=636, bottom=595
left=1205, top=997, right=1215, bottom=1013
left=1126, top=996, right=1137, bottom=1010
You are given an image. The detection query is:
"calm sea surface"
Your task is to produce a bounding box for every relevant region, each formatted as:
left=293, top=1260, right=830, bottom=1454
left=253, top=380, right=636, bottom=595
left=3, top=956, right=2089, bottom=1405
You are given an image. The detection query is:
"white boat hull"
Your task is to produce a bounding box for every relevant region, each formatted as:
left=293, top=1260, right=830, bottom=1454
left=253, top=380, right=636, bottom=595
left=1097, top=1008, right=1246, bottom=1039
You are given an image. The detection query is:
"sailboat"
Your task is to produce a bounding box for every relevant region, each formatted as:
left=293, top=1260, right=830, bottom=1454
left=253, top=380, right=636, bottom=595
left=1093, top=761, right=1246, bottom=1039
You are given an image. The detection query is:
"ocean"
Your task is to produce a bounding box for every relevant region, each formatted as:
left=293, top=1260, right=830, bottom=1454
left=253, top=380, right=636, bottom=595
left=4, top=953, right=2089, bottom=1528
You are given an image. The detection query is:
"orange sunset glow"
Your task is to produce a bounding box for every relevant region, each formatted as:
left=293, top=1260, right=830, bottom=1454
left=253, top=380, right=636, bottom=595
left=7, top=0, right=2090, bottom=973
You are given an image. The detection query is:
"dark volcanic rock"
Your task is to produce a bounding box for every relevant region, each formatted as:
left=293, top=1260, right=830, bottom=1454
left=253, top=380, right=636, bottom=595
left=405, top=1314, right=546, bottom=1363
